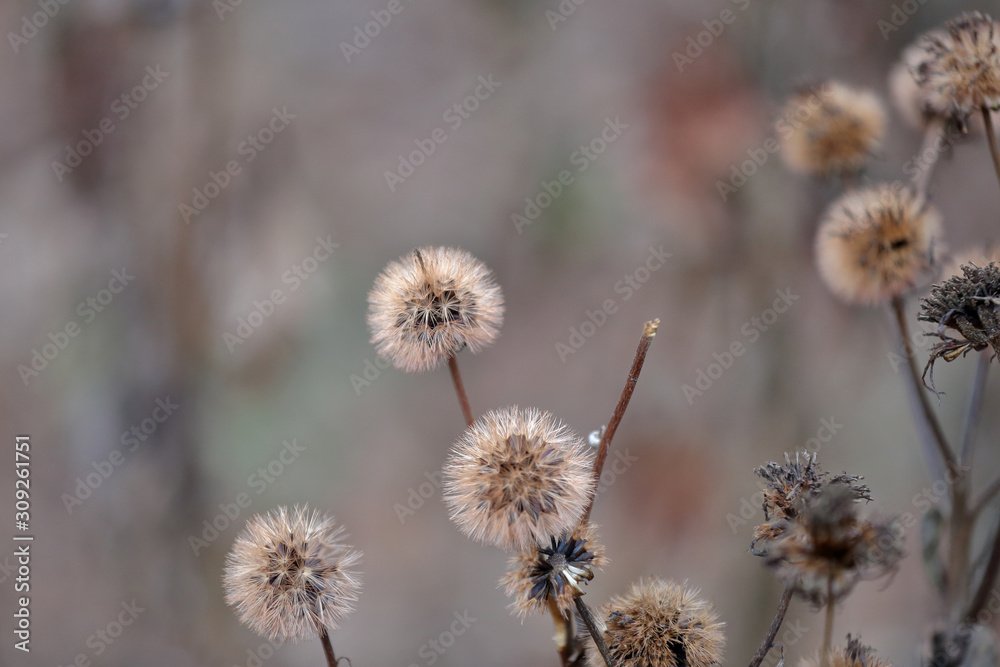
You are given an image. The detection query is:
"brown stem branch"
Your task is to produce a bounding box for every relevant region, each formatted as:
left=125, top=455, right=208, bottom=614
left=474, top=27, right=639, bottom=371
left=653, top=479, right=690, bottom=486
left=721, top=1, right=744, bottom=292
left=575, top=597, right=615, bottom=667
left=581, top=319, right=659, bottom=524
left=748, top=586, right=793, bottom=667
left=915, top=119, right=945, bottom=198
left=982, top=107, right=1000, bottom=192
left=959, top=349, right=990, bottom=466
left=821, top=579, right=834, bottom=667
left=964, top=517, right=1000, bottom=626
left=549, top=597, right=574, bottom=666
left=320, top=628, right=339, bottom=667
left=448, top=355, right=474, bottom=427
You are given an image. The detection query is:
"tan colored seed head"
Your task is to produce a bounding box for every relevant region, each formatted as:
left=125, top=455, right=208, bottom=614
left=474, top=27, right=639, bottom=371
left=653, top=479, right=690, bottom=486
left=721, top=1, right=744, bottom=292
left=799, top=635, right=893, bottom=667
left=223, top=506, right=362, bottom=642
left=442, top=406, right=596, bottom=552
left=815, top=184, right=942, bottom=306
left=779, top=82, right=886, bottom=176
left=367, top=246, right=504, bottom=373
left=590, top=578, right=725, bottom=667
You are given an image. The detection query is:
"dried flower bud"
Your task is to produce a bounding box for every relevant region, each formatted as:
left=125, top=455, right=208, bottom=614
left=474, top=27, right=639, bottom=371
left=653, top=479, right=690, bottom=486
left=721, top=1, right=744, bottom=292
left=779, top=82, right=886, bottom=176
left=223, top=506, right=362, bottom=641
left=501, top=522, right=607, bottom=617
left=367, top=246, right=504, bottom=373
left=589, top=578, right=725, bottom=667
left=799, top=634, right=893, bottom=667
left=815, top=184, right=942, bottom=306
left=443, top=406, right=596, bottom=552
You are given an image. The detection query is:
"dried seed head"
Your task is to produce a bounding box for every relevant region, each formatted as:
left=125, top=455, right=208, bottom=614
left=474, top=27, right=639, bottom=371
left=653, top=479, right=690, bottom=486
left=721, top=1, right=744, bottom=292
left=367, top=246, right=504, bottom=373
left=589, top=578, right=725, bottom=667
left=501, top=522, right=607, bottom=617
left=799, top=635, right=893, bottom=667
left=764, top=486, right=904, bottom=606
left=816, top=184, right=942, bottom=306
left=889, top=30, right=958, bottom=130
left=443, top=406, right=596, bottom=552
left=779, top=82, right=886, bottom=175
left=751, top=452, right=870, bottom=556
left=918, top=262, right=1000, bottom=388
left=223, top=506, right=362, bottom=641
left=908, top=12, right=1000, bottom=129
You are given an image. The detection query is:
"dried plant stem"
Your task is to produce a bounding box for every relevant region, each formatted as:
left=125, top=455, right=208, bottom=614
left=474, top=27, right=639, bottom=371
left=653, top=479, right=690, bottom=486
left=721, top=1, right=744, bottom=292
left=982, top=107, right=1000, bottom=192
left=965, top=521, right=1000, bottom=625
left=820, top=579, right=834, bottom=667
left=581, top=319, right=659, bottom=524
left=448, top=355, right=474, bottom=427
left=915, top=119, right=945, bottom=198
left=548, top=597, right=573, bottom=666
left=748, top=586, right=793, bottom=667
left=320, top=629, right=339, bottom=667
left=959, top=349, right=990, bottom=466
left=575, top=597, right=615, bottom=667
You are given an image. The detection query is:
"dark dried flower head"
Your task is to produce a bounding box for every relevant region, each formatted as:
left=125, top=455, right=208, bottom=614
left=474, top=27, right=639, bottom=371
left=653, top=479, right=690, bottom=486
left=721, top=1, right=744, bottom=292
left=443, top=406, right=596, bottom=552
left=751, top=452, right=870, bottom=556
left=501, top=522, right=607, bottom=617
left=799, top=634, right=893, bottom=667
left=223, top=506, right=362, bottom=641
left=908, top=12, right=1000, bottom=129
left=590, top=578, right=725, bottom=667
left=764, top=486, right=903, bottom=606
left=816, top=184, right=942, bottom=305
left=918, top=262, right=1000, bottom=388
left=367, top=246, right=504, bottom=373
left=779, top=81, right=886, bottom=175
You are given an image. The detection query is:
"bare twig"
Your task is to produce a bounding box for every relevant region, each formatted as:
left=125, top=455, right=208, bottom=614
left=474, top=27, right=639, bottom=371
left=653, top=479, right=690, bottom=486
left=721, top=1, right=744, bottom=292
left=320, top=629, right=339, bottom=667
left=448, top=355, right=474, bottom=427
left=748, top=587, right=794, bottom=667
left=959, top=350, right=990, bottom=466
left=575, top=597, right=615, bottom=667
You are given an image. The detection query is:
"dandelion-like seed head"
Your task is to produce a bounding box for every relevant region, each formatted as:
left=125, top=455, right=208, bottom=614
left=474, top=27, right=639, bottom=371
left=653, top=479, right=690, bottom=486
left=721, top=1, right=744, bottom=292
left=223, top=506, right=362, bottom=642
left=367, top=246, right=504, bottom=373
left=443, top=406, right=596, bottom=552
left=909, top=12, right=1000, bottom=129
left=799, top=635, right=894, bottom=667
left=501, top=522, right=607, bottom=617
left=590, top=577, right=725, bottom=667
left=779, top=81, right=886, bottom=176
left=816, top=184, right=942, bottom=306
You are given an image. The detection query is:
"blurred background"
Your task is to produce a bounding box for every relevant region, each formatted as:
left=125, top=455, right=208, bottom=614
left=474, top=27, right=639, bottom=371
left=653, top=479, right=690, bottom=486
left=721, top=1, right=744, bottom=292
left=2, top=0, right=999, bottom=664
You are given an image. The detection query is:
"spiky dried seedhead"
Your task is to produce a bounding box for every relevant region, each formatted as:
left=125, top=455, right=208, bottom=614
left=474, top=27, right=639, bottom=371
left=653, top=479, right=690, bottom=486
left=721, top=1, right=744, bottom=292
left=816, top=184, right=942, bottom=305
left=890, top=30, right=952, bottom=130
left=751, top=452, right=870, bottom=556
left=443, top=406, right=595, bottom=552
left=367, top=246, right=504, bottom=373
left=223, top=506, right=362, bottom=641
left=799, top=634, right=894, bottom=667
left=779, top=81, right=886, bottom=176
left=589, top=578, right=725, bottom=667
left=908, top=12, right=1000, bottom=129
left=501, top=522, right=607, bottom=617
left=764, top=486, right=904, bottom=606
left=918, top=262, right=1000, bottom=389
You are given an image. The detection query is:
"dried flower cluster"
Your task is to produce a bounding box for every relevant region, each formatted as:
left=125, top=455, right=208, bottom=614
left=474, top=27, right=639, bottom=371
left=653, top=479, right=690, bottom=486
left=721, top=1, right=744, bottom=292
left=799, top=635, right=894, bottom=667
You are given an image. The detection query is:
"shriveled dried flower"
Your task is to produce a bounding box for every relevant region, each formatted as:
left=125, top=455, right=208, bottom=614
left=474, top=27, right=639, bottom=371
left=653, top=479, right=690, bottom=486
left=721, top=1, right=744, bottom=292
left=918, top=262, right=1000, bottom=388
left=799, top=634, right=893, bottom=667
left=590, top=577, right=725, bottom=667
left=442, top=406, right=596, bottom=552
left=751, top=452, right=870, bottom=556
left=909, top=12, right=1000, bottom=130
left=815, top=184, right=942, bottom=306
left=764, top=486, right=903, bottom=606
left=501, top=522, right=607, bottom=618
left=779, top=81, right=886, bottom=176
left=367, top=246, right=504, bottom=373
left=223, top=506, right=362, bottom=642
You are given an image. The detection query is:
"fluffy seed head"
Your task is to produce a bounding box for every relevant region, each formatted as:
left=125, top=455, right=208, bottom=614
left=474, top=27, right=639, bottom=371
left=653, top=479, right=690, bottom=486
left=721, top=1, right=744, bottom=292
left=779, top=82, right=886, bottom=175
left=590, top=578, right=725, bottom=667
left=223, top=506, right=362, bottom=641
left=443, top=406, right=596, bottom=552
left=799, top=635, right=893, bottom=667
left=890, top=30, right=952, bottom=130
left=367, top=246, right=504, bottom=373
left=816, top=184, right=942, bottom=305
left=501, top=522, right=607, bottom=617
left=908, top=12, right=1000, bottom=129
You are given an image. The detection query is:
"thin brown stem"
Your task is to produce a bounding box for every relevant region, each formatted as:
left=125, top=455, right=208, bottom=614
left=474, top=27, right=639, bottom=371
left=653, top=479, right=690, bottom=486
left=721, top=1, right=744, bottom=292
left=448, top=355, right=474, bottom=427
left=581, top=319, right=659, bottom=524
left=914, top=119, right=945, bottom=198
left=320, top=628, right=338, bottom=667
left=982, top=107, right=1000, bottom=192
left=575, top=597, right=615, bottom=667
left=821, top=579, right=834, bottom=667
left=964, top=516, right=1000, bottom=626
left=959, top=349, right=990, bottom=466
left=549, top=597, right=573, bottom=666
left=748, top=586, right=793, bottom=667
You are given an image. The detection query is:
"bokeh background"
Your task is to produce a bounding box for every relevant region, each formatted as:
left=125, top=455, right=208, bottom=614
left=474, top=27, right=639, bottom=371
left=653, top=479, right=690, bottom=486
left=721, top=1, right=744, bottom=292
left=2, top=0, right=999, bottom=665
